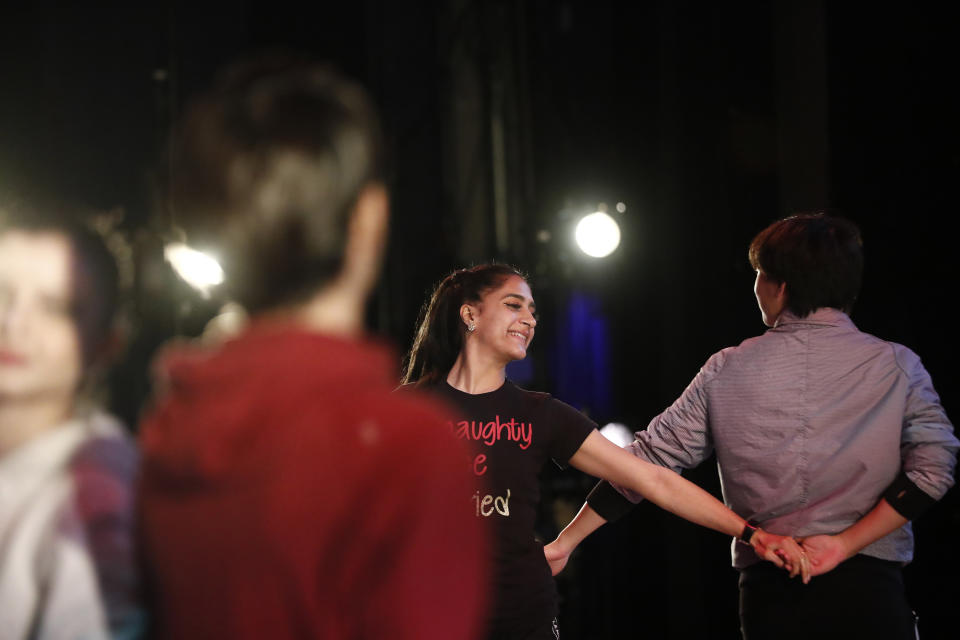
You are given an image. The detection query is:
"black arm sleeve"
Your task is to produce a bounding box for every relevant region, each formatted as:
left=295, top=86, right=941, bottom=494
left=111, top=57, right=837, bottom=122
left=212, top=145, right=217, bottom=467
left=586, top=479, right=636, bottom=522
left=882, top=471, right=938, bottom=520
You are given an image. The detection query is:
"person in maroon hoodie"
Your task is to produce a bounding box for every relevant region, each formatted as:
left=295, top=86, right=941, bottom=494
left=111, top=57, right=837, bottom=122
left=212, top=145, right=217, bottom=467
left=137, top=54, right=489, bottom=640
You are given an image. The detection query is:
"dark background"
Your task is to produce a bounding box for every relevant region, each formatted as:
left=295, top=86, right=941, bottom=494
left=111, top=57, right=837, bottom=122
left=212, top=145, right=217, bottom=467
left=1, top=1, right=957, bottom=637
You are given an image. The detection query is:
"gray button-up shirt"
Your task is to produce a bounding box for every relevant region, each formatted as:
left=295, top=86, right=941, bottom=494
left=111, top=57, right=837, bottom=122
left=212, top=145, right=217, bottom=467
left=605, top=308, right=958, bottom=568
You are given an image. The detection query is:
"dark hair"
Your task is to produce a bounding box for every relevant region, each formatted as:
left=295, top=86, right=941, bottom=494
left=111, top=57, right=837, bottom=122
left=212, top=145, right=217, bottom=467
left=0, top=201, right=125, bottom=369
left=748, top=213, right=863, bottom=317
left=401, top=264, right=527, bottom=386
left=171, top=52, right=384, bottom=313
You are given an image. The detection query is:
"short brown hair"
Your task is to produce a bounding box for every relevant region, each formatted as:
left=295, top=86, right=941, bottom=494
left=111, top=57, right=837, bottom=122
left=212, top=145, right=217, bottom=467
left=171, top=52, right=385, bottom=313
left=748, top=213, right=863, bottom=317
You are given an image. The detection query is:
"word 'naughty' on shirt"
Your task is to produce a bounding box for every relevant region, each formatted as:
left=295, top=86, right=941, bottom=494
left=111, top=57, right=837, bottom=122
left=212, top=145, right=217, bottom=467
left=447, top=416, right=534, bottom=518
left=449, top=416, right=533, bottom=450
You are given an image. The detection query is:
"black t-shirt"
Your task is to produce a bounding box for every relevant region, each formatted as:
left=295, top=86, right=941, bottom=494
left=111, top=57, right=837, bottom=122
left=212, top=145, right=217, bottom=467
left=424, top=379, right=596, bottom=637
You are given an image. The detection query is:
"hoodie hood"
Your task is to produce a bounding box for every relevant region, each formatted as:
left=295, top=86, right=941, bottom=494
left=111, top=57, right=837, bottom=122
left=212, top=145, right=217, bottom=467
left=139, top=324, right=398, bottom=487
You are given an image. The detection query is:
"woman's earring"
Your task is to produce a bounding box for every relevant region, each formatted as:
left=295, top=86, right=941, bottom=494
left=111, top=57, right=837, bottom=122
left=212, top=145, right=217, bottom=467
left=467, top=322, right=476, bottom=332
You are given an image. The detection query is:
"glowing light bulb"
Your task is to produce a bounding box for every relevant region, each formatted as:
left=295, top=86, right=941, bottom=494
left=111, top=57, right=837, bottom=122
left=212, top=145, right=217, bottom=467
left=575, top=211, right=621, bottom=258
left=164, top=242, right=224, bottom=294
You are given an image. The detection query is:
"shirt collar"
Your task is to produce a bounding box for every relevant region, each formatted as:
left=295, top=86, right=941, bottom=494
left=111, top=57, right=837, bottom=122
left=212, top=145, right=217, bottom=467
left=775, top=307, right=855, bottom=329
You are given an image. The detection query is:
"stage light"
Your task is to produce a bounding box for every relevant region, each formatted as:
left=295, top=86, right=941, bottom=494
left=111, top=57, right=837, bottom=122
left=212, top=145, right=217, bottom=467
left=164, top=242, right=224, bottom=295
left=599, top=422, right=634, bottom=447
left=575, top=211, right=621, bottom=258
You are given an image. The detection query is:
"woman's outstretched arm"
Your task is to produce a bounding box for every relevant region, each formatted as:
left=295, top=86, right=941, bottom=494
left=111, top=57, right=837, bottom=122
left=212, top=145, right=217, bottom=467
left=562, top=430, right=810, bottom=581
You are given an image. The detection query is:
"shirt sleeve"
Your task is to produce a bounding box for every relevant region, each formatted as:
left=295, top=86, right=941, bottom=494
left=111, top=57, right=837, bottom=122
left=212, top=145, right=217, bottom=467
left=586, top=352, right=722, bottom=520
left=545, top=398, right=597, bottom=468
left=887, top=345, right=959, bottom=517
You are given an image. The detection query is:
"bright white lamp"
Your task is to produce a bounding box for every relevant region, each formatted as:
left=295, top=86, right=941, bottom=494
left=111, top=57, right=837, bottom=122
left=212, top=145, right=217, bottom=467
left=164, top=242, right=224, bottom=295
left=575, top=211, right=621, bottom=258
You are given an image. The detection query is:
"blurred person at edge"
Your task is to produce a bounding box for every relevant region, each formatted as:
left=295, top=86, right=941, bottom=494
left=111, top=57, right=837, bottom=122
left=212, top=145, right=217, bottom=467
left=136, top=53, right=488, bottom=640
left=545, top=214, right=958, bottom=640
left=0, top=202, right=143, bottom=639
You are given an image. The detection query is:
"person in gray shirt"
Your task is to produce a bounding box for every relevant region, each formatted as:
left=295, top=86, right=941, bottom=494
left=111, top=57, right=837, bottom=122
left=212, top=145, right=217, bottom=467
left=544, top=213, right=957, bottom=640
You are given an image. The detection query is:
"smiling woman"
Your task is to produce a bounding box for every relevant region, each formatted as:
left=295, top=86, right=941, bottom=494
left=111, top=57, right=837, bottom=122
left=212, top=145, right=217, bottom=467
left=398, top=263, right=808, bottom=640
left=459, top=273, right=537, bottom=369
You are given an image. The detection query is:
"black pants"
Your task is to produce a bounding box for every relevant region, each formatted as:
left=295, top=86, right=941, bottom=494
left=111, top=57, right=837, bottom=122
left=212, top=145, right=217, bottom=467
left=739, top=554, right=917, bottom=640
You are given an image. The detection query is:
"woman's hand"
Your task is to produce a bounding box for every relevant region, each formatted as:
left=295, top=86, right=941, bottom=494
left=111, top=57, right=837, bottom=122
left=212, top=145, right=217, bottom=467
left=543, top=539, right=572, bottom=576
left=541, top=503, right=607, bottom=576
left=752, top=529, right=811, bottom=583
